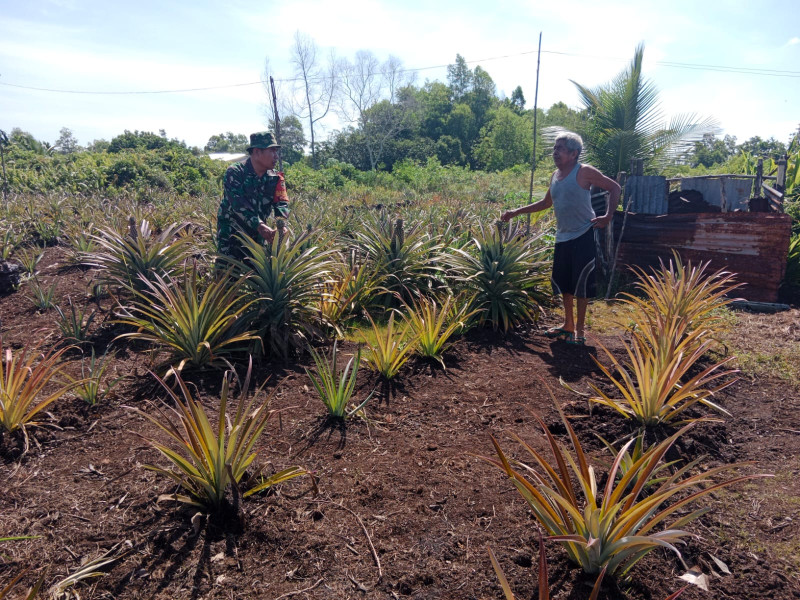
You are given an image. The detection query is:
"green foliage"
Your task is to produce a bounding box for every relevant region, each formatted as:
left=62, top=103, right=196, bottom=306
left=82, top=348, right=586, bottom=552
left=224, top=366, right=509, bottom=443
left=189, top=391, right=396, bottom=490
left=68, top=349, right=124, bottom=405
left=108, top=129, right=187, bottom=153
left=690, top=133, right=738, bottom=167
left=572, top=44, right=715, bottom=176
left=134, top=365, right=308, bottom=512
left=474, top=106, right=532, bottom=171
left=115, top=267, right=257, bottom=373
left=361, top=311, right=418, bottom=379
left=0, top=226, right=19, bottom=260
left=783, top=234, right=800, bottom=294
left=306, top=341, right=371, bottom=418
left=27, top=277, right=58, bottom=311
left=448, top=222, right=550, bottom=331
left=204, top=131, right=248, bottom=153
left=3, top=134, right=225, bottom=197
left=16, top=245, right=44, bottom=276
left=54, top=297, right=96, bottom=343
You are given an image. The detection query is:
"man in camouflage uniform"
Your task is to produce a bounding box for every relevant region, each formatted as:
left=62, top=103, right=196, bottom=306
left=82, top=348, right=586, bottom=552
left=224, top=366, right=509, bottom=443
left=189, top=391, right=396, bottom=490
left=216, top=131, right=290, bottom=261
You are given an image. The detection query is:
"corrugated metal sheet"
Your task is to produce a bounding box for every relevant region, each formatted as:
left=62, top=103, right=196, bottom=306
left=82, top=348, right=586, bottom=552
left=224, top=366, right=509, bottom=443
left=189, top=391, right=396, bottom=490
left=627, top=175, right=668, bottom=215
left=680, top=177, right=753, bottom=211
left=612, top=212, right=792, bottom=302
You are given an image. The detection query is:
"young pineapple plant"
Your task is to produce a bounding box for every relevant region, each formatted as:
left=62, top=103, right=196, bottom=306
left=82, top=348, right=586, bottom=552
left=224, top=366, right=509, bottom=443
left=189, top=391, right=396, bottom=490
left=54, top=297, right=96, bottom=344
left=401, top=294, right=475, bottom=369
left=132, top=362, right=308, bottom=513
left=448, top=221, right=550, bottom=332
left=590, top=254, right=740, bottom=427
left=306, top=341, right=373, bottom=419
left=352, top=212, right=445, bottom=308
left=67, top=349, right=125, bottom=406
left=361, top=311, right=419, bottom=379
left=621, top=253, right=741, bottom=353
left=115, top=265, right=257, bottom=374
left=0, top=337, right=74, bottom=441
left=82, top=220, right=192, bottom=295
left=226, top=230, right=336, bottom=358
left=480, top=409, right=764, bottom=577
left=319, top=251, right=378, bottom=330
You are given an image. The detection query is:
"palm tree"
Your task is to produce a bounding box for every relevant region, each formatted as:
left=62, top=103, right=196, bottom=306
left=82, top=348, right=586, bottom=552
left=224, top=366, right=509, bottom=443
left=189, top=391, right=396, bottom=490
left=571, top=44, right=716, bottom=177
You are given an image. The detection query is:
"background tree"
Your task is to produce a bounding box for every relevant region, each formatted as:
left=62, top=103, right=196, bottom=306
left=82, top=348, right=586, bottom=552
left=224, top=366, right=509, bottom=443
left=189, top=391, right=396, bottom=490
left=447, top=54, right=472, bottom=101
left=690, top=133, right=737, bottom=167
left=474, top=105, right=532, bottom=171
left=338, top=50, right=415, bottom=170
left=55, top=127, right=81, bottom=154
left=269, top=116, right=306, bottom=166
left=571, top=44, right=716, bottom=176
left=738, top=135, right=787, bottom=158
left=287, top=31, right=337, bottom=168
left=87, top=139, right=110, bottom=152
left=9, top=128, right=46, bottom=155
left=109, top=130, right=186, bottom=153
left=204, top=132, right=248, bottom=153
left=507, top=86, right=526, bottom=114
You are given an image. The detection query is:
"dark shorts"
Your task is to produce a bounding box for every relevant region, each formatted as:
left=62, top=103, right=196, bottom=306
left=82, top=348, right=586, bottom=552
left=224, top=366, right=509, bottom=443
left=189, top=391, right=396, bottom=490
left=551, top=228, right=596, bottom=298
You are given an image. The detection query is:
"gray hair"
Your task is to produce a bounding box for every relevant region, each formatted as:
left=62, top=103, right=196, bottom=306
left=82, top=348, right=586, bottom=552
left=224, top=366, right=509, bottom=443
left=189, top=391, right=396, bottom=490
left=555, top=131, right=583, bottom=157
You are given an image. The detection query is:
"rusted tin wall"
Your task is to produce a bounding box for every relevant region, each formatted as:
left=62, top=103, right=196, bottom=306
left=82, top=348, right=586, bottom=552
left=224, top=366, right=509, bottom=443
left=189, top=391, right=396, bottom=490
left=627, top=175, right=668, bottom=214
left=612, top=212, right=792, bottom=302
left=680, top=177, right=753, bottom=211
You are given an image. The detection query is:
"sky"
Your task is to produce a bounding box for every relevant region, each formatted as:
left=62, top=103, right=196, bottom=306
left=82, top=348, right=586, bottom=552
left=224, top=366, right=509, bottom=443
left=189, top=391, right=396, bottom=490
left=1, top=0, right=798, bottom=151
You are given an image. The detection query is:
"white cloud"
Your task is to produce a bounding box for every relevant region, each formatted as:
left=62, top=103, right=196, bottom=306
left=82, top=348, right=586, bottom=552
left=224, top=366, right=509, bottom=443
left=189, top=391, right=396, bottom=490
left=788, top=37, right=800, bottom=46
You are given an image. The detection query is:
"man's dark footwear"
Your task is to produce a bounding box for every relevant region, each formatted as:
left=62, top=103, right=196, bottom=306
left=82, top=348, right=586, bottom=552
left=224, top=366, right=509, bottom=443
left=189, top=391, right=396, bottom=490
left=566, top=335, right=586, bottom=346
left=544, top=327, right=574, bottom=340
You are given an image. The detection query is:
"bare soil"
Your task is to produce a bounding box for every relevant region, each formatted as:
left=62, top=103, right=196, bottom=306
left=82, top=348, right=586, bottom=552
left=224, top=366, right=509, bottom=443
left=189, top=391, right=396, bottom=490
left=2, top=247, right=800, bottom=600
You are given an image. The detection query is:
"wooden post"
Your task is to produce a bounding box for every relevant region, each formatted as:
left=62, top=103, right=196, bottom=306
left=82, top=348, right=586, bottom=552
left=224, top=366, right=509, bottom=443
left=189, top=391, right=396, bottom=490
left=0, top=129, right=8, bottom=207
left=776, top=154, right=787, bottom=194
left=269, top=76, right=283, bottom=173
left=526, top=32, right=542, bottom=236
left=754, top=158, right=763, bottom=198
left=605, top=171, right=630, bottom=300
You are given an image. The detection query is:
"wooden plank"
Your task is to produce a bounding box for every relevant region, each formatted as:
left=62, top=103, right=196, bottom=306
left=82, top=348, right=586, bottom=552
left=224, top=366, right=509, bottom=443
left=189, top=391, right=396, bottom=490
left=666, top=174, right=777, bottom=182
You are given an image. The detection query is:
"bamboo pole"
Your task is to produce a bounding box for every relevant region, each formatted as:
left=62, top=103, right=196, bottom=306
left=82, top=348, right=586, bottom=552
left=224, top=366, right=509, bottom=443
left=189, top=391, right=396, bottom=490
left=526, top=32, right=542, bottom=235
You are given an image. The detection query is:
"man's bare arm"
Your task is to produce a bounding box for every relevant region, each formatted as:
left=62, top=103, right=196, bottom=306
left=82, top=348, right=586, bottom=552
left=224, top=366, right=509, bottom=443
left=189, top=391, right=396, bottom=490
left=501, top=188, right=553, bottom=222
left=579, top=165, right=621, bottom=228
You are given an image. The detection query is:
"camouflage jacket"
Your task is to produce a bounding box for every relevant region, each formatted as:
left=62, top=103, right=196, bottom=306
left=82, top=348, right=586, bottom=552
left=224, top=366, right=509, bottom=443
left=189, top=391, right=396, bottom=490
left=216, top=158, right=289, bottom=255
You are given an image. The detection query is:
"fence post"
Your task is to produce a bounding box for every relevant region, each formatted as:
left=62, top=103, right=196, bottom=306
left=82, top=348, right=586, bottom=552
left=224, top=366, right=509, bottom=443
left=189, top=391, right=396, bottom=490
left=776, top=154, right=787, bottom=194
left=754, top=158, right=763, bottom=198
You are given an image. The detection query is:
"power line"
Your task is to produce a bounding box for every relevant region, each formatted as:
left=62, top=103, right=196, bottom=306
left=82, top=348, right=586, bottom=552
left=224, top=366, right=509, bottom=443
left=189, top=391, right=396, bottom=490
left=1, top=47, right=798, bottom=96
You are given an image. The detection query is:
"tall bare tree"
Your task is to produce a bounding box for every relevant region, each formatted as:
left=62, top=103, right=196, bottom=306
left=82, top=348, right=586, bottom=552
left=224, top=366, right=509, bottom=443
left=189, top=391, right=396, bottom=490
left=287, top=32, right=337, bottom=168
left=338, top=51, right=415, bottom=170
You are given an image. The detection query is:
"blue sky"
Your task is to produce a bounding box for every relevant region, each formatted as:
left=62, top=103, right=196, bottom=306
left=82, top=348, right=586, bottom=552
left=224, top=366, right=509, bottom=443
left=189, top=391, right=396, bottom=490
left=1, top=0, right=798, bottom=150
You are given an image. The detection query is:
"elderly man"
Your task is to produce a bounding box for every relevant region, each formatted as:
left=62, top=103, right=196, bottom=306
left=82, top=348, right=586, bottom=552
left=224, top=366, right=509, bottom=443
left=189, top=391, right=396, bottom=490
left=216, top=131, right=289, bottom=262
left=501, top=132, right=620, bottom=345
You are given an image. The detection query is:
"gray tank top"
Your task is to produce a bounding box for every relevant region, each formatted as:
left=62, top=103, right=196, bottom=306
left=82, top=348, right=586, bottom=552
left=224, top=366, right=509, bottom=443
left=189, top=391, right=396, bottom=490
left=551, top=163, right=595, bottom=242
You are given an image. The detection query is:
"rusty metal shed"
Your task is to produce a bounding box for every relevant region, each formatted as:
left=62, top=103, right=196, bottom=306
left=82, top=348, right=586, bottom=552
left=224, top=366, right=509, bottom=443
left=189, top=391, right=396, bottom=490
left=607, top=160, right=793, bottom=303
left=611, top=212, right=792, bottom=302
